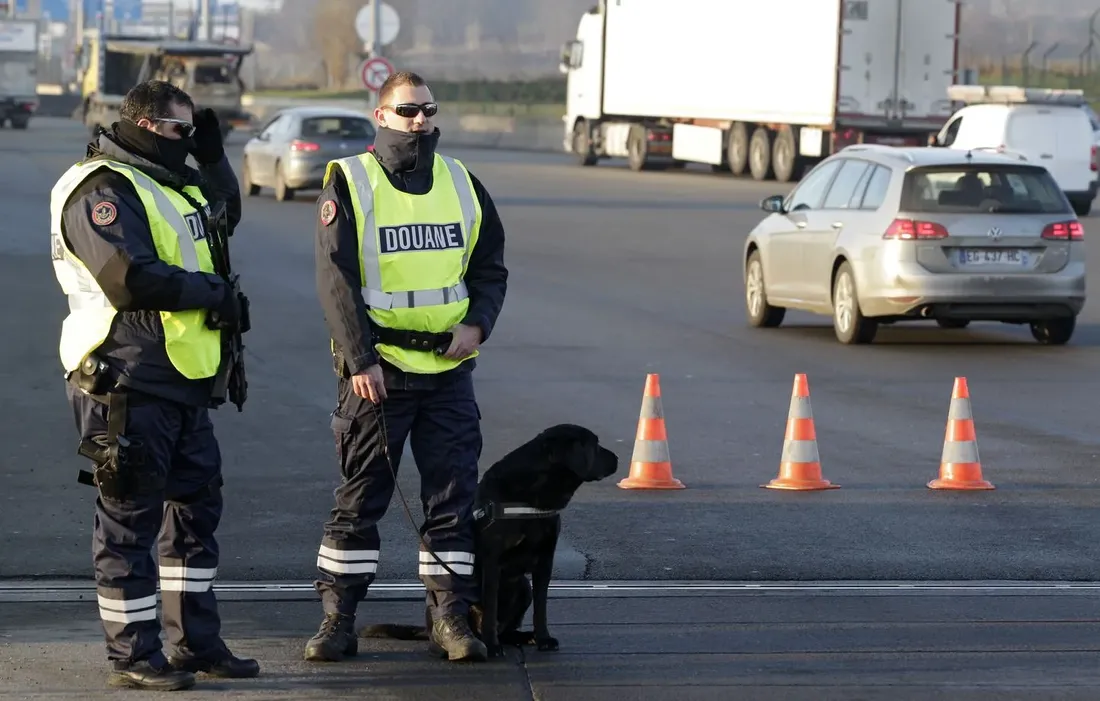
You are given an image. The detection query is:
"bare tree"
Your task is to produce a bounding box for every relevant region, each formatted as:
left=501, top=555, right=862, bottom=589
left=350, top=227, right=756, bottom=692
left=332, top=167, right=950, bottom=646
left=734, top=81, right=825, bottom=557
left=314, top=0, right=363, bottom=89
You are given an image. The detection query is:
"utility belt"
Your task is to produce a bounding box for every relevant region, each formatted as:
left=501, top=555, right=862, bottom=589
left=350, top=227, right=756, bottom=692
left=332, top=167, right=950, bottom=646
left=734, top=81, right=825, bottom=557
left=67, top=353, right=161, bottom=500
left=372, top=325, right=453, bottom=355
left=332, top=325, right=453, bottom=378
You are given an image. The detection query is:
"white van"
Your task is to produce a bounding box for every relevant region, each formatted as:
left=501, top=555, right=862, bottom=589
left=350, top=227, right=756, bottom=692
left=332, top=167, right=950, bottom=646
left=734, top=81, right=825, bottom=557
left=936, top=85, right=1098, bottom=215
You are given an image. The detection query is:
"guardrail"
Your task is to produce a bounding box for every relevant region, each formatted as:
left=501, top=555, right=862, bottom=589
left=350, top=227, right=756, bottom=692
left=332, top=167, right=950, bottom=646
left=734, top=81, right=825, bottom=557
left=240, top=94, right=564, bottom=153
left=25, top=91, right=566, bottom=154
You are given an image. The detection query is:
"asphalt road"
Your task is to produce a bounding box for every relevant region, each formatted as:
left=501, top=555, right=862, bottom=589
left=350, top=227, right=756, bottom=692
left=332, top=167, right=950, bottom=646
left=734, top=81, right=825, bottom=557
left=2, top=117, right=1100, bottom=586
left=6, top=585, right=1100, bottom=699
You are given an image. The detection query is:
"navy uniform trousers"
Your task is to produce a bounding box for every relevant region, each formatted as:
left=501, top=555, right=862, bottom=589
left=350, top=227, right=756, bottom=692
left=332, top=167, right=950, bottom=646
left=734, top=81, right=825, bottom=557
left=67, top=382, right=229, bottom=667
left=313, top=365, right=481, bottom=620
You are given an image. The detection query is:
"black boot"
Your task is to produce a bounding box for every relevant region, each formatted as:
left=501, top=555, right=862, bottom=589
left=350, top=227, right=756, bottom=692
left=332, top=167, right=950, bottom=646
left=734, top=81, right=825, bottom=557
left=428, top=613, right=488, bottom=662
left=107, top=658, right=195, bottom=691
left=303, top=612, right=358, bottom=662
left=168, top=651, right=260, bottom=678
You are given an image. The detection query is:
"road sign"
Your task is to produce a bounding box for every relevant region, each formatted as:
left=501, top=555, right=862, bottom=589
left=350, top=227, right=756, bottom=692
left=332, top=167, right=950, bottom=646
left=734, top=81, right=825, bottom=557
left=354, top=1, right=400, bottom=46
left=360, top=55, right=394, bottom=92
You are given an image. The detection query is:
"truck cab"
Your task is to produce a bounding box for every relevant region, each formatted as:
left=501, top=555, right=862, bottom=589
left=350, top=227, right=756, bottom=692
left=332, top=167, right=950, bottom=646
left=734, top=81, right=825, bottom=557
left=76, top=33, right=253, bottom=139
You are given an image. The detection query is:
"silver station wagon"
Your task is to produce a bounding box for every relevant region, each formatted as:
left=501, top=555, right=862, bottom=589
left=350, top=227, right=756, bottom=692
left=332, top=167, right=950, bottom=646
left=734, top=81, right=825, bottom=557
left=742, top=145, right=1087, bottom=345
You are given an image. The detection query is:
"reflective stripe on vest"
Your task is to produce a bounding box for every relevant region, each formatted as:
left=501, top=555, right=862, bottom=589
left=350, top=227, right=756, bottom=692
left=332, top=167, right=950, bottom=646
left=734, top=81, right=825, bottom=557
left=337, top=153, right=477, bottom=309
left=50, top=159, right=221, bottom=378
left=325, top=152, right=482, bottom=374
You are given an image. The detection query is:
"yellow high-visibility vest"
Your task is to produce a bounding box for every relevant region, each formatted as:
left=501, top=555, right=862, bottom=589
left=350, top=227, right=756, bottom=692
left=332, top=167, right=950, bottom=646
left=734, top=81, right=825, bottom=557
left=50, top=159, right=222, bottom=379
left=324, top=152, right=482, bottom=374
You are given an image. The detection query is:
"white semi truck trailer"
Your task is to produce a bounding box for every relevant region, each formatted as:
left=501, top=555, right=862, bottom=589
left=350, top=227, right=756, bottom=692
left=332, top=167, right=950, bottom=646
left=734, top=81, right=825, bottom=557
left=558, top=0, right=961, bottom=182
left=0, top=18, right=39, bottom=129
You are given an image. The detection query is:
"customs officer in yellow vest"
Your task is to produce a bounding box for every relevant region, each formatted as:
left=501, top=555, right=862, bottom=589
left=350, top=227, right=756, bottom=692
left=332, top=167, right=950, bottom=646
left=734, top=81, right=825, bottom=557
left=306, top=71, right=509, bottom=663
left=50, top=80, right=258, bottom=691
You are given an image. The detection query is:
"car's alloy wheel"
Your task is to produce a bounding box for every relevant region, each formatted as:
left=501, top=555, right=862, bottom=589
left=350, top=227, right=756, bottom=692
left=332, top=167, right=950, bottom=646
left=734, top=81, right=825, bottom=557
left=746, top=260, right=764, bottom=318
left=831, top=263, right=877, bottom=344
left=745, top=251, right=785, bottom=328
left=833, top=272, right=854, bottom=334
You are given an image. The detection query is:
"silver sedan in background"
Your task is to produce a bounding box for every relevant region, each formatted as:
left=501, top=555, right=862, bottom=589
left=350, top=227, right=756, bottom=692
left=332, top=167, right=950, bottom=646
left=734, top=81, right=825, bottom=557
left=743, top=145, right=1087, bottom=346
left=241, top=106, right=377, bottom=201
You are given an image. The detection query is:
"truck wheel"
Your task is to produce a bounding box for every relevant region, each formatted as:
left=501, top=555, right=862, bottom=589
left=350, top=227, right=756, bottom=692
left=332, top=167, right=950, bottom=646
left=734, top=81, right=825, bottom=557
left=771, top=126, right=797, bottom=182
left=749, top=126, right=773, bottom=181
left=10, top=115, right=28, bottom=130
left=627, top=124, right=650, bottom=172
left=572, top=120, right=598, bottom=166
left=727, top=123, right=749, bottom=176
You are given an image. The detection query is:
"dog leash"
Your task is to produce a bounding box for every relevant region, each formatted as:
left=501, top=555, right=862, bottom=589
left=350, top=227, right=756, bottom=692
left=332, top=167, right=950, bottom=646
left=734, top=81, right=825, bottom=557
left=369, top=399, right=476, bottom=581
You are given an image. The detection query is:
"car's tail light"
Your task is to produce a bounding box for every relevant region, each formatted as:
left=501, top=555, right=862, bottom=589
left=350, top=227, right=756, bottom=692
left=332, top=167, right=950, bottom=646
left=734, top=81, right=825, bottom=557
left=290, top=139, right=320, bottom=152
left=1092, top=145, right=1098, bottom=172
left=883, top=218, right=948, bottom=240
left=1041, top=220, right=1084, bottom=241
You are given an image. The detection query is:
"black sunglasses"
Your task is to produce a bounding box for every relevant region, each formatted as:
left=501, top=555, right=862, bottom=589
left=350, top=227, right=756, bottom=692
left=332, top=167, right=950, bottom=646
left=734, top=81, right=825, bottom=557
left=386, top=102, right=439, bottom=119
left=153, top=117, right=196, bottom=138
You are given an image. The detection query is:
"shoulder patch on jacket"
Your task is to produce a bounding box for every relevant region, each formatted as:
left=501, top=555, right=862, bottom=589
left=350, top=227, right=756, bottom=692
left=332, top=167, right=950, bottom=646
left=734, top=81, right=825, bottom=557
left=319, top=199, right=337, bottom=226
left=91, top=201, right=117, bottom=226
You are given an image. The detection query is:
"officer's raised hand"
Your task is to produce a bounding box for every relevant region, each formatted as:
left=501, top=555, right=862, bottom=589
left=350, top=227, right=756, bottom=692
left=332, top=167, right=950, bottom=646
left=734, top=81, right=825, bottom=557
left=189, top=108, right=225, bottom=165
left=352, top=364, right=387, bottom=404
left=442, top=323, right=482, bottom=359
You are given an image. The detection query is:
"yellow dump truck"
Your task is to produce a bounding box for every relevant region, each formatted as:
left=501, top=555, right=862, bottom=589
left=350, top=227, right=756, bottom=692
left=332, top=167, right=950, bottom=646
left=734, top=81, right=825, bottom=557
left=74, top=30, right=253, bottom=138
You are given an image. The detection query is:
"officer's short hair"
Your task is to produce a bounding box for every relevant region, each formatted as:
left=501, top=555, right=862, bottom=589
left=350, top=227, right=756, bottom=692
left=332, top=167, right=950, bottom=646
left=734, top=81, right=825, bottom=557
left=378, top=71, right=430, bottom=106
left=120, top=80, right=195, bottom=123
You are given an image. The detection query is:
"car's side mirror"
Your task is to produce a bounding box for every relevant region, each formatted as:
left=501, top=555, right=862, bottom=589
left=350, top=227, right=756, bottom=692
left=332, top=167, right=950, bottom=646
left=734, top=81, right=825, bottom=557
left=760, top=195, right=786, bottom=214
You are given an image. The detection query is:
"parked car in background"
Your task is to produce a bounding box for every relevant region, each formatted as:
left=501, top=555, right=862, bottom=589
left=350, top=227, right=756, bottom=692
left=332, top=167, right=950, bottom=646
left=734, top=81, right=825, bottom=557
left=743, top=145, right=1086, bottom=346
left=241, top=106, right=376, bottom=201
left=936, top=85, right=1097, bottom=216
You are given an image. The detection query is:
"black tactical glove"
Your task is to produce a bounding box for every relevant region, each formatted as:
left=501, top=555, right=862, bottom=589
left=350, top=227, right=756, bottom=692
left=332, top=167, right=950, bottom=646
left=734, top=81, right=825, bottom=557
left=190, top=108, right=225, bottom=165
left=205, top=284, right=241, bottom=332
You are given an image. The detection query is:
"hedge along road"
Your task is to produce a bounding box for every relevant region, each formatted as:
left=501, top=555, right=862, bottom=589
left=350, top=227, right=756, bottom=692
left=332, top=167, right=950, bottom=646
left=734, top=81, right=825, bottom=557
left=2, top=117, right=1100, bottom=588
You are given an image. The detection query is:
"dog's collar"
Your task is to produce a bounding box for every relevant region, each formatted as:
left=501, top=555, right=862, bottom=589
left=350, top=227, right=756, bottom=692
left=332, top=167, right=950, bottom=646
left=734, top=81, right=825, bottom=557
left=474, top=502, right=560, bottom=521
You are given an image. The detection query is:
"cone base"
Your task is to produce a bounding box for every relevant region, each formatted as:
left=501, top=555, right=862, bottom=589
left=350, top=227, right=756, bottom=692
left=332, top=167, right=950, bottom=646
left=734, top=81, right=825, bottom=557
left=762, top=462, right=839, bottom=491
left=618, top=476, right=685, bottom=490
left=927, top=477, right=994, bottom=490
left=928, top=463, right=994, bottom=490
left=762, top=478, right=840, bottom=491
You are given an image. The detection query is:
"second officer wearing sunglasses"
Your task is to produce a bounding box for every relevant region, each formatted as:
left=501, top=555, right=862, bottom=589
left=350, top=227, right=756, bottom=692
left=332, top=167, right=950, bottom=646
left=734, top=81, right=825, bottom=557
left=305, top=71, right=509, bottom=663
left=49, top=79, right=258, bottom=691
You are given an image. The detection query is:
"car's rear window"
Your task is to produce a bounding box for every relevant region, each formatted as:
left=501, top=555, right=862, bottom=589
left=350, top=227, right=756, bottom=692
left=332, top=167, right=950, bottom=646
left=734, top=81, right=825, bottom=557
left=900, top=165, right=1070, bottom=214
left=301, top=117, right=375, bottom=139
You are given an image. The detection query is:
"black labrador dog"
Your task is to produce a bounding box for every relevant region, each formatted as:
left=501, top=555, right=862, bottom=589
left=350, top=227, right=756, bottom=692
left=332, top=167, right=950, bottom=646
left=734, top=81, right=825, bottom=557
left=358, top=423, right=620, bottom=657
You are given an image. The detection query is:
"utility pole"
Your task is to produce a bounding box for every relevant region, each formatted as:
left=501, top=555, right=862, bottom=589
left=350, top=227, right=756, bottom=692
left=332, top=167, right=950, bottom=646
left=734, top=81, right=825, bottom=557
left=367, top=1, right=383, bottom=112
left=200, top=0, right=211, bottom=40
left=371, top=0, right=381, bottom=59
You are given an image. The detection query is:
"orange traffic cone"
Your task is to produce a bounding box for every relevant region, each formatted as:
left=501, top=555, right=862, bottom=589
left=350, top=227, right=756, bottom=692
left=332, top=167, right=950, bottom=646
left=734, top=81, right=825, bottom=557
left=618, top=373, right=685, bottom=490
left=928, top=377, right=994, bottom=490
left=762, top=373, right=839, bottom=491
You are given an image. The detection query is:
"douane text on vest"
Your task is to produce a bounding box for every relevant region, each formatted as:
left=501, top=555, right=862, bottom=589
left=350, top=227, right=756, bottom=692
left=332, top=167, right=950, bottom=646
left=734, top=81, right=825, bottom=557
left=379, top=223, right=464, bottom=254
